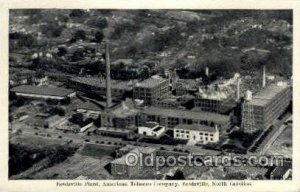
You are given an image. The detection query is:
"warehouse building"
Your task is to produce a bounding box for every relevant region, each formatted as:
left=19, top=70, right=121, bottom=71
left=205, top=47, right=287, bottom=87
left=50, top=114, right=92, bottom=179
left=173, top=124, right=219, bottom=144
left=241, top=82, right=292, bottom=133
left=133, top=77, right=169, bottom=105
left=138, top=122, right=166, bottom=138
left=11, top=85, right=76, bottom=100
left=68, top=76, right=134, bottom=99
left=138, top=106, right=231, bottom=131
left=44, top=115, right=67, bottom=128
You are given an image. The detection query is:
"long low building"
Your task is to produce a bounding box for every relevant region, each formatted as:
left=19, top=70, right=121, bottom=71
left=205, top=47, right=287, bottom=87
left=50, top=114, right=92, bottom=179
left=11, top=85, right=76, bottom=100
left=138, top=106, right=231, bottom=131
left=68, top=76, right=134, bottom=98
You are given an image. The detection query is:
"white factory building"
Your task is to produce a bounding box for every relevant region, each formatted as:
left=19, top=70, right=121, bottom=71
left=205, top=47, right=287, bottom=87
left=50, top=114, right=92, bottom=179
left=138, top=122, right=166, bottom=138
left=173, top=124, right=219, bottom=144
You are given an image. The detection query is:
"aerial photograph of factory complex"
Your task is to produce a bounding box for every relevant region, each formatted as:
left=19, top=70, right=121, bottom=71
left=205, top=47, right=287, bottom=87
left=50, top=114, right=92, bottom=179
left=9, top=9, right=292, bottom=180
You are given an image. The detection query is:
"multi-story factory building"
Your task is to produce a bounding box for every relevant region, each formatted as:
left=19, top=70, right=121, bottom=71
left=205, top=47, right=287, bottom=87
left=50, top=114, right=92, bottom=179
left=175, top=79, right=201, bottom=96
left=133, top=77, right=169, bottom=105
left=138, top=106, right=231, bottom=131
left=241, top=82, right=292, bottom=133
left=194, top=77, right=240, bottom=114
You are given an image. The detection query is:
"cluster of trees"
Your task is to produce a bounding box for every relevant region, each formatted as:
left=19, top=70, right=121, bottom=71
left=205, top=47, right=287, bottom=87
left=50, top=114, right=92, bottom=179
left=48, top=106, right=66, bottom=116
left=9, top=32, right=36, bottom=48
left=86, top=17, right=108, bottom=29
left=40, top=22, right=64, bottom=38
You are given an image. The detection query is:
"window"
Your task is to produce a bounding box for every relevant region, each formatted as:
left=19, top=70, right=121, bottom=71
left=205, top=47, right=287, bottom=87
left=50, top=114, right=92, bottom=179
left=199, top=132, right=203, bottom=135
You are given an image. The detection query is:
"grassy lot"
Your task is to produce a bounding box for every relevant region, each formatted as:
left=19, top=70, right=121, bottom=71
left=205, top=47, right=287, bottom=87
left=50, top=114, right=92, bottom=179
left=78, top=143, right=118, bottom=159
left=266, top=125, right=292, bottom=158
left=27, top=153, right=114, bottom=179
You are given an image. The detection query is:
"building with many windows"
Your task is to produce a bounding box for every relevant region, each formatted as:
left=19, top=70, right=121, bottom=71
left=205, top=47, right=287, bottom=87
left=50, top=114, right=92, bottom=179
left=241, top=82, right=292, bottom=133
left=173, top=124, right=219, bottom=144
left=138, top=106, right=231, bottom=131
left=133, top=77, right=169, bottom=105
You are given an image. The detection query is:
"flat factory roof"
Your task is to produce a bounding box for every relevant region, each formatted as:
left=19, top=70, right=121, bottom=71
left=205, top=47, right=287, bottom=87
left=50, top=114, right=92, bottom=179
left=11, top=85, right=74, bottom=97
left=135, top=77, right=167, bottom=89
left=76, top=101, right=103, bottom=112
left=142, top=106, right=230, bottom=124
left=174, top=124, right=217, bottom=133
left=70, top=77, right=133, bottom=91
left=251, top=83, right=290, bottom=106
left=106, top=100, right=139, bottom=118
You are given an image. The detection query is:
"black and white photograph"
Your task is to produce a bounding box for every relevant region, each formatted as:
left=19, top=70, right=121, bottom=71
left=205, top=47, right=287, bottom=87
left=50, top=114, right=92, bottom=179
left=7, top=8, right=294, bottom=182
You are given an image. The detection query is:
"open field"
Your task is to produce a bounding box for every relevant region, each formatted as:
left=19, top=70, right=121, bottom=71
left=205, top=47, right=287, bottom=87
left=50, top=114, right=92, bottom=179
left=27, top=153, right=113, bottom=179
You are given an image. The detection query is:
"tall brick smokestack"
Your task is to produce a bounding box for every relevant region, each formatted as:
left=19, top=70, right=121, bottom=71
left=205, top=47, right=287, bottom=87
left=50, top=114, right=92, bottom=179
left=236, top=78, right=240, bottom=101
left=205, top=67, right=209, bottom=76
left=262, top=65, right=266, bottom=88
left=105, top=40, right=112, bottom=108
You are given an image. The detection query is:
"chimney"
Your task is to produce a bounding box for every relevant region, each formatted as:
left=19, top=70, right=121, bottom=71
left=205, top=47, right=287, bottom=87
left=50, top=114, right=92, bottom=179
left=262, top=65, right=266, bottom=88
left=105, top=40, right=112, bottom=108
left=205, top=67, right=209, bottom=76
left=236, top=78, right=240, bottom=101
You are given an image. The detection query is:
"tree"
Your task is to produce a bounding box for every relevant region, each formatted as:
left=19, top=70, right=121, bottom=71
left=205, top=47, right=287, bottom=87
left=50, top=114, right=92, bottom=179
left=18, top=33, right=35, bottom=48
left=94, top=31, right=104, bottom=43
left=57, top=46, right=68, bottom=57
left=87, top=17, right=108, bottom=29
left=49, top=107, right=66, bottom=116
left=69, top=9, right=85, bottom=17
left=73, top=30, right=86, bottom=41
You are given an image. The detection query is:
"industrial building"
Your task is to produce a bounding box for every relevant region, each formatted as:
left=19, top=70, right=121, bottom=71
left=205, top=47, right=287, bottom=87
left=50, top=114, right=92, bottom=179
left=44, top=115, right=67, bottom=128
left=241, top=82, right=292, bottom=133
left=173, top=124, right=219, bottom=144
left=138, top=122, right=166, bottom=138
left=194, top=75, right=240, bottom=114
left=11, top=85, right=76, bottom=100
left=133, top=77, right=169, bottom=105
left=153, top=93, right=195, bottom=109
left=68, top=76, right=134, bottom=99
left=175, top=79, right=201, bottom=96
left=97, top=99, right=139, bottom=138
left=138, top=106, right=231, bottom=131
left=76, top=101, right=103, bottom=118
left=100, top=99, right=139, bottom=128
